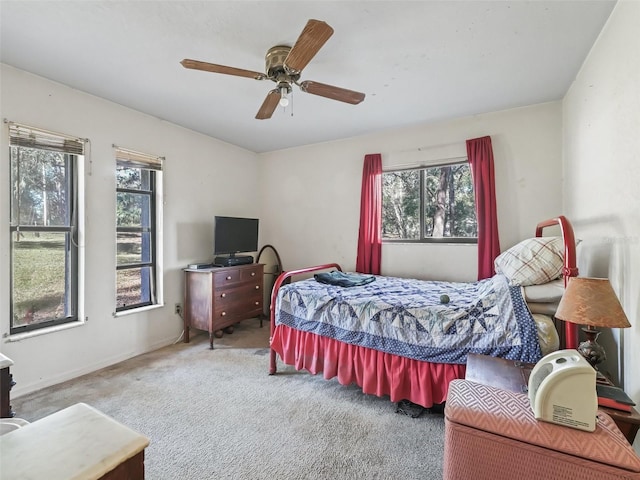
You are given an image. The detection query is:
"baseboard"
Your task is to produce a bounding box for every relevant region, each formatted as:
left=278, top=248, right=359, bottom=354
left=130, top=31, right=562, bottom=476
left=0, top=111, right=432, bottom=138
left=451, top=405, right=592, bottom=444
left=11, top=336, right=178, bottom=398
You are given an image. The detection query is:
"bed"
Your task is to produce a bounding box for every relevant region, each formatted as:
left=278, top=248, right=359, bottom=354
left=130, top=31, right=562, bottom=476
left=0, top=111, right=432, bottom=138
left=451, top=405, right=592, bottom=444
left=268, top=216, right=578, bottom=408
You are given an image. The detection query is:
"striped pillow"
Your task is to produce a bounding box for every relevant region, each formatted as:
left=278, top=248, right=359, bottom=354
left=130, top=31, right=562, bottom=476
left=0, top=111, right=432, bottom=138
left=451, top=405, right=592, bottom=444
left=494, top=237, right=564, bottom=286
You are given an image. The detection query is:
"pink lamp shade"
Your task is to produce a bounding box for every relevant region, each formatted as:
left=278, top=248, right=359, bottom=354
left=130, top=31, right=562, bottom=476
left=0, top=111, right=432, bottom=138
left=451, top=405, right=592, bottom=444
left=555, top=277, right=631, bottom=329
left=555, top=277, right=630, bottom=367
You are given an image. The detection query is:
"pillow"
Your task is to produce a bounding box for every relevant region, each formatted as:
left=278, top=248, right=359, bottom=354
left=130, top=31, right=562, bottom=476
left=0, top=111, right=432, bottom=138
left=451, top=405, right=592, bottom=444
left=527, top=302, right=559, bottom=316
left=522, top=279, right=565, bottom=303
left=532, top=313, right=560, bottom=356
left=494, top=236, right=564, bottom=286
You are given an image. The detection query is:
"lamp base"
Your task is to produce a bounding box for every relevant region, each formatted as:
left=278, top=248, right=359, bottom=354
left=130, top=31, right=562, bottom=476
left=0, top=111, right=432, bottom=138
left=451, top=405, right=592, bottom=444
left=577, top=327, right=606, bottom=369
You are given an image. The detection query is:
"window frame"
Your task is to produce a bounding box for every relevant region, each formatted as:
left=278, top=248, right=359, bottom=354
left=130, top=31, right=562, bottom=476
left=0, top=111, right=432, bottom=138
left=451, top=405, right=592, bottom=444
left=115, top=148, right=163, bottom=313
left=382, top=160, right=478, bottom=245
left=9, top=126, right=83, bottom=335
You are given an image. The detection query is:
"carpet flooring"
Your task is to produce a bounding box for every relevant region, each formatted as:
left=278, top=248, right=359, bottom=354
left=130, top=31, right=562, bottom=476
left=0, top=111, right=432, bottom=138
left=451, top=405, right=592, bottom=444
left=12, top=321, right=446, bottom=479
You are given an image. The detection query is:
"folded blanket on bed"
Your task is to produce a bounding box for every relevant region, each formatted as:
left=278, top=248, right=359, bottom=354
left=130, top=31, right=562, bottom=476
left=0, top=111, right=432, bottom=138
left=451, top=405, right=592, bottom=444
left=314, top=271, right=376, bottom=287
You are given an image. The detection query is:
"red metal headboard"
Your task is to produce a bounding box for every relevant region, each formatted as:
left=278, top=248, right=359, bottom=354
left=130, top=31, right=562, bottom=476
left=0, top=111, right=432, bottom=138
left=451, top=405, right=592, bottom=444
left=535, top=215, right=579, bottom=349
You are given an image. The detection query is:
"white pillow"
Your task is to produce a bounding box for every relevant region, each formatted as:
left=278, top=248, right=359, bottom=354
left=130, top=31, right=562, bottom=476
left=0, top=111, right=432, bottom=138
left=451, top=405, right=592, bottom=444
left=527, top=302, right=559, bottom=316
left=494, top=236, right=564, bottom=286
left=522, top=279, right=565, bottom=303
left=533, top=313, right=560, bottom=356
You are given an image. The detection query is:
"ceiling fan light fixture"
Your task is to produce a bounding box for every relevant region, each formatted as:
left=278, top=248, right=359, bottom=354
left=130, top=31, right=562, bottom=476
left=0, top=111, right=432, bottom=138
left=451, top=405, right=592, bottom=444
left=278, top=86, right=290, bottom=107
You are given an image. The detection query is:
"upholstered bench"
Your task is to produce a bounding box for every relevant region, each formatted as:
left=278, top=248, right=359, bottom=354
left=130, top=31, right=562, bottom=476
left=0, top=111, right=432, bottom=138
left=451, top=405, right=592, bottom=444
left=443, top=379, right=640, bottom=480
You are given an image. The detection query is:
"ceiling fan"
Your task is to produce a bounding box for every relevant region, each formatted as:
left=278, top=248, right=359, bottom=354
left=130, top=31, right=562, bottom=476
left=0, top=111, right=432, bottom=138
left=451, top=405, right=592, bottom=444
left=180, top=19, right=365, bottom=120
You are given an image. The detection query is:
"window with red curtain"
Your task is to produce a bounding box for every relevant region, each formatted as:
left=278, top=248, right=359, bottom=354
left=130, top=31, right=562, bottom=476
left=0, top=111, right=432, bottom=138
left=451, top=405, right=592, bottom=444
left=466, top=136, right=500, bottom=280
left=356, top=154, right=382, bottom=274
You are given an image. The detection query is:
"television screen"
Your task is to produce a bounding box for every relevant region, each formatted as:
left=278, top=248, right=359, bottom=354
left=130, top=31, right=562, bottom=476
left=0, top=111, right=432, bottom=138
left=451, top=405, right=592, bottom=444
left=214, top=216, right=259, bottom=256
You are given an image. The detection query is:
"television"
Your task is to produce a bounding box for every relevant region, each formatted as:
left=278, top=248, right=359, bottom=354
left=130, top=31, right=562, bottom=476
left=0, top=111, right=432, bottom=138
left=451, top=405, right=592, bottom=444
left=213, top=216, right=259, bottom=263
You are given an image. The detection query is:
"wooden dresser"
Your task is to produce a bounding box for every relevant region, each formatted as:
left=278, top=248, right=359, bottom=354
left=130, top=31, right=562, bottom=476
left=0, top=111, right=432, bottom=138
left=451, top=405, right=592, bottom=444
left=183, top=263, right=264, bottom=349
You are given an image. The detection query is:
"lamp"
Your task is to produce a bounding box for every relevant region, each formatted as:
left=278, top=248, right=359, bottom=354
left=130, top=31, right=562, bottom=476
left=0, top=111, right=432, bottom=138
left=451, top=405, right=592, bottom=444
left=555, top=277, right=631, bottom=369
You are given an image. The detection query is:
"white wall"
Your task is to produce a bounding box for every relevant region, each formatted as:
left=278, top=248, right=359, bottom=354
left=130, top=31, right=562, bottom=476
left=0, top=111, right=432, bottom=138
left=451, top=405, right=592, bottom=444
left=258, top=102, right=563, bottom=282
left=0, top=64, right=260, bottom=396
left=562, top=0, right=640, bottom=451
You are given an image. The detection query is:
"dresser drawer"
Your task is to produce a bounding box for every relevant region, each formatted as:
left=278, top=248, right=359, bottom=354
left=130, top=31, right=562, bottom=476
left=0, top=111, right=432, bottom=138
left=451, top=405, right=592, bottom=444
left=215, top=284, right=262, bottom=307
left=213, top=264, right=263, bottom=286
left=241, top=266, right=262, bottom=282
left=213, top=269, right=242, bottom=286
left=213, top=295, right=263, bottom=322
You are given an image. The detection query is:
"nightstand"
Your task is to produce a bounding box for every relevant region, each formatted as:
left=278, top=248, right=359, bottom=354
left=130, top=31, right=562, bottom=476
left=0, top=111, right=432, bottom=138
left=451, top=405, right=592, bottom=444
left=0, top=354, right=15, bottom=418
left=595, top=371, right=640, bottom=445
left=465, top=353, right=640, bottom=444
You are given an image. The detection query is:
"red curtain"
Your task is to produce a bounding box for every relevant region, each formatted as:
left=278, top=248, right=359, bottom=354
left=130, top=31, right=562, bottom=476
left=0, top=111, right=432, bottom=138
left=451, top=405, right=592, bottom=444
left=355, top=154, right=382, bottom=274
left=466, top=136, right=500, bottom=280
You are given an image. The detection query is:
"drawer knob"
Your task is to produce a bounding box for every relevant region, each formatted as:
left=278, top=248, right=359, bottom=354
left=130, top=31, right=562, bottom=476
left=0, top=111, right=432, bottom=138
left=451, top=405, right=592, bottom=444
left=255, top=301, right=259, bottom=305
left=255, top=285, right=260, bottom=290
left=221, top=293, right=226, bottom=298
left=251, top=272, right=255, bottom=276
left=226, top=275, right=232, bottom=280
left=221, top=311, right=226, bottom=316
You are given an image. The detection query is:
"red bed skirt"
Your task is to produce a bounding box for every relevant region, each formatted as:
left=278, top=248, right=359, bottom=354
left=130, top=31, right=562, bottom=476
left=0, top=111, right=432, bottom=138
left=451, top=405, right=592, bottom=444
left=270, top=324, right=466, bottom=408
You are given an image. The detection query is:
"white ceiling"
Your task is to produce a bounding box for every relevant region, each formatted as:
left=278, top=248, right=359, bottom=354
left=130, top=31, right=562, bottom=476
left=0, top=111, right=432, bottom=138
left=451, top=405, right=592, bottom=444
left=0, top=1, right=615, bottom=153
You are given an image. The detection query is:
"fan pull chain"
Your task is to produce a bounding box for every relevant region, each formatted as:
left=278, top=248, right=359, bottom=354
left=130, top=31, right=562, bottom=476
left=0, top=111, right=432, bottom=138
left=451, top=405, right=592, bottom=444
left=290, top=91, right=294, bottom=117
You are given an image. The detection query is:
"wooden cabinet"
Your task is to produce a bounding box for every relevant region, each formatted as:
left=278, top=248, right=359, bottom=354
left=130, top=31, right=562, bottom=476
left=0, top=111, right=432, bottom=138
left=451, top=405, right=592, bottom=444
left=183, top=263, right=264, bottom=348
left=0, top=402, right=149, bottom=480
left=0, top=354, right=15, bottom=418
left=594, top=375, right=640, bottom=445
left=0, top=366, right=15, bottom=418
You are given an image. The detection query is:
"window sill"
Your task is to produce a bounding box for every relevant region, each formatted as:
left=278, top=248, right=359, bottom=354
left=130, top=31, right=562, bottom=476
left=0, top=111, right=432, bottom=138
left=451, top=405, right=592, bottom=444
left=5, top=320, right=86, bottom=343
left=113, top=303, right=164, bottom=318
left=383, top=240, right=478, bottom=246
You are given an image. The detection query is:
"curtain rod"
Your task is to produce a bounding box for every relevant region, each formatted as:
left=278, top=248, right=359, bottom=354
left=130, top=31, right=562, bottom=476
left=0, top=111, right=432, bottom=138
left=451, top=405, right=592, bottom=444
left=389, top=140, right=467, bottom=155
left=384, top=155, right=468, bottom=172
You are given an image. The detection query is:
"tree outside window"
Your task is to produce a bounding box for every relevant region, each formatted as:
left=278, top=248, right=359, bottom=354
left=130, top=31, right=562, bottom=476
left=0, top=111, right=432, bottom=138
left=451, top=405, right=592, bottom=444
left=9, top=126, right=82, bottom=334
left=115, top=148, right=162, bottom=312
left=382, top=162, right=477, bottom=243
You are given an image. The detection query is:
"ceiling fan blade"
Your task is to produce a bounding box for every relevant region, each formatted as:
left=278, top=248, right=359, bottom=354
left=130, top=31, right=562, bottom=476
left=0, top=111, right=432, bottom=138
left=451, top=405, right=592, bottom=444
left=284, top=20, right=334, bottom=74
left=299, top=81, right=365, bottom=105
left=181, top=59, right=266, bottom=80
left=256, top=90, right=281, bottom=119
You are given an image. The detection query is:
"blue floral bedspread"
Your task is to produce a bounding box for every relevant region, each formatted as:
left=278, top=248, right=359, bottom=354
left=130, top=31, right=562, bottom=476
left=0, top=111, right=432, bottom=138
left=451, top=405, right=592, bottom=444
left=275, top=273, right=542, bottom=364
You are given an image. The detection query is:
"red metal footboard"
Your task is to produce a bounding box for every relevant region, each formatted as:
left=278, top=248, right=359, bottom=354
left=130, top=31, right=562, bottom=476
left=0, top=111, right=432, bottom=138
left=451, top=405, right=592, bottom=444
left=535, top=215, right=579, bottom=349
left=269, top=263, right=343, bottom=374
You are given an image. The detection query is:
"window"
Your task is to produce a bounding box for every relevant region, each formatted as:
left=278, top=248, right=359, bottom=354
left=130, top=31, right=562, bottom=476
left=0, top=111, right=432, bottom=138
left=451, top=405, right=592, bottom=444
left=115, top=147, right=163, bottom=312
left=9, top=123, right=84, bottom=334
left=382, top=161, right=477, bottom=243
